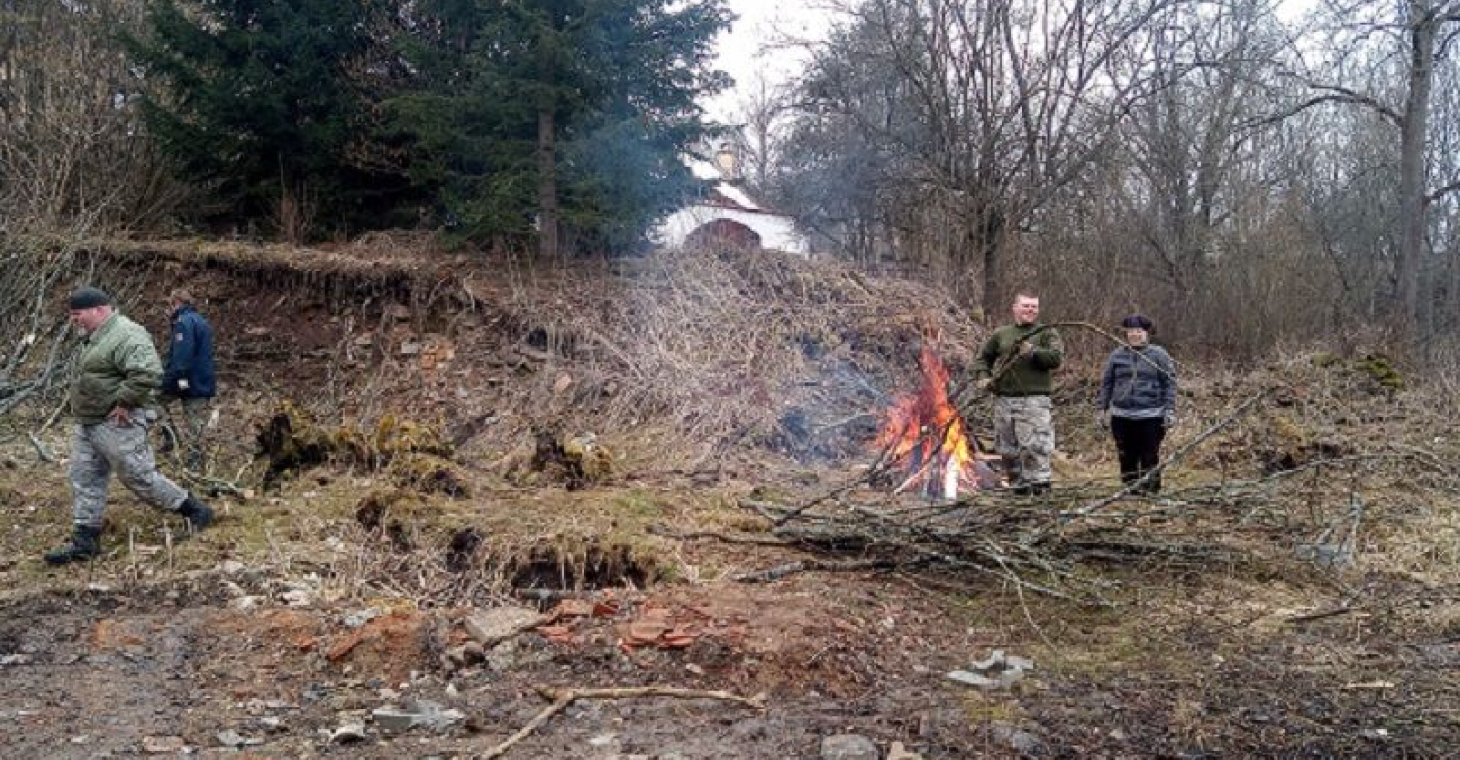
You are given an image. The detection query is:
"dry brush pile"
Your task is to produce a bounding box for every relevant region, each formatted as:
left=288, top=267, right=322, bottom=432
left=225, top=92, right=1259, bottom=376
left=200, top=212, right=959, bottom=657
left=473, top=246, right=986, bottom=469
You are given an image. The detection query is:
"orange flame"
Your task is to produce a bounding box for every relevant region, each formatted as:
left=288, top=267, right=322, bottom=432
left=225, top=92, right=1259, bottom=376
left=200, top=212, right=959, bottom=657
left=875, top=343, right=980, bottom=494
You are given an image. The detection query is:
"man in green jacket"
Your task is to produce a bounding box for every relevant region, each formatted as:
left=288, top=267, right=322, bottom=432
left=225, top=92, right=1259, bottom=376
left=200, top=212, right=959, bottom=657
left=44, top=287, right=214, bottom=565
left=973, top=292, right=1065, bottom=495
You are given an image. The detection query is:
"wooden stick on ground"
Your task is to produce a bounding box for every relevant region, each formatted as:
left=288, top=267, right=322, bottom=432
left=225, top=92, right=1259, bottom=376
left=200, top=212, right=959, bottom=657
left=734, top=557, right=910, bottom=583
left=648, top=524, right=793, bottom=547
left=481, top=686, right=765, bottom=759
left=27, top=432, right=54, bottom=462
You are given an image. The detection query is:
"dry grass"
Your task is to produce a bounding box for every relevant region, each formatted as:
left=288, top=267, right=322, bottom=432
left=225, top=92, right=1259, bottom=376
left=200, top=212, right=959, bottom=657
left=478, top=246, right=984, bottom=470
left=4, top=237, right=1458, bottom=610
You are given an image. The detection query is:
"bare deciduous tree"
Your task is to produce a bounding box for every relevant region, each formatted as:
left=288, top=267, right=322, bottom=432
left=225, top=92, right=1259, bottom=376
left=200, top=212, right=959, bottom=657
left=780, top=0, right=1179, bottom=315
left=1279, top=0, right=1460, bottom=353
left=0, top=0, right=183, bottom=236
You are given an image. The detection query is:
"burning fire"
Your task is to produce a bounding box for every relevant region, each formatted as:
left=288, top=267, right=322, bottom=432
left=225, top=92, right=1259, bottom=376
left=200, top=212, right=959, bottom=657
left=875, top=343, right=990, bottom=499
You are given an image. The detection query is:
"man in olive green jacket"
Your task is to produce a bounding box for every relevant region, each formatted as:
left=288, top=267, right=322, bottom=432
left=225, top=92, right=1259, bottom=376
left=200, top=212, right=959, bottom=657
left=973, top=292, right=1065, bottom=495
left=45, top=287, right=214, bottom=565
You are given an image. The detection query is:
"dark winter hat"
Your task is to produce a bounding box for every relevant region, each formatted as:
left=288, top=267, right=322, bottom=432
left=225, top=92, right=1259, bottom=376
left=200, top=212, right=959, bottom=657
left=1120, top=314, right=1153, bottom=331
left=67, top=287, right=111, bottom=310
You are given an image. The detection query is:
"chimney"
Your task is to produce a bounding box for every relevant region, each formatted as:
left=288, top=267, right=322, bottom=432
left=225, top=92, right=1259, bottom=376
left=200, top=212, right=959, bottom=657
left=714, top=142, right=739, bottom=180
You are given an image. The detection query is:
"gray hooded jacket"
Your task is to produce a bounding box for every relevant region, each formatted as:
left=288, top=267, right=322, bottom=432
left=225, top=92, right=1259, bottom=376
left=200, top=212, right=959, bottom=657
left=1096, top=345, right=1176, bottom=419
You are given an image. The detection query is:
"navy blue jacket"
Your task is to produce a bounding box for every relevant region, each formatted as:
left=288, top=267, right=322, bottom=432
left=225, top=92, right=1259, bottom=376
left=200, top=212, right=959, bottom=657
left=1096, top=344, right=1175, bottom=419
left=161, top=305, right=216, bottom=398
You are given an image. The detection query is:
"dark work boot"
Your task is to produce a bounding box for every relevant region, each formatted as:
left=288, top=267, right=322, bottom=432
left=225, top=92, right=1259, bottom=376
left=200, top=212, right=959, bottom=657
left=178, top=494, right=214, bottom=531
left=44, top=525, right=102, bottom=565
left=1000, top=457, right=1021, bottom=486
left=1144, top=473, right=1162, bottom=495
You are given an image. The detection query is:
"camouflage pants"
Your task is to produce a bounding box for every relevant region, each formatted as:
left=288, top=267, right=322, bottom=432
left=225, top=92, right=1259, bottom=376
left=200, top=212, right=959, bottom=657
left=69, top=410, right=188, bottom=529
left=993, top=395, right=1055, bottom=486
left=162, top=396, right=211, bottom=468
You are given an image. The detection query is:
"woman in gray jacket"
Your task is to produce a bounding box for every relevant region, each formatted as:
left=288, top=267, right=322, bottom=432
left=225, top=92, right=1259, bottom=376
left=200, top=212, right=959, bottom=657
left=1096, top=314, right=1177, bottom=494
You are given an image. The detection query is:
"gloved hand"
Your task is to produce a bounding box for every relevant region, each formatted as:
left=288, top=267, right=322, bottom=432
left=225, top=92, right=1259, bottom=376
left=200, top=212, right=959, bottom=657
left=1163, top=410, right=1176, bottom=429
left=1018, top=341, right=1035, bottom=357
left=975, top=377, right=993, bottom=392
left=1097, top=408, right=1111, bottom=429
left=178, top=379, right=190, bottom=391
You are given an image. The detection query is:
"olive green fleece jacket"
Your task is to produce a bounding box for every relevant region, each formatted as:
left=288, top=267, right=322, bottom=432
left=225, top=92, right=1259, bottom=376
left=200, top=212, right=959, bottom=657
left=973, top=323, right=1065, bottom=396
left=70, top=312, right=162, bottom=424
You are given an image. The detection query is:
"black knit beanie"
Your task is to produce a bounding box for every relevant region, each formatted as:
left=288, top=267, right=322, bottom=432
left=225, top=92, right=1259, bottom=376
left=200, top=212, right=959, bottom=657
left=68, top=287, right=111, bottom=310
left=1120, top=314, right=1153, bottom=331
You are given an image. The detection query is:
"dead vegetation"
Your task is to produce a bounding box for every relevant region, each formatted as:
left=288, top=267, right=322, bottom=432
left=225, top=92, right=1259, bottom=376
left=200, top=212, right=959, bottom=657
left=1, top=238, right=1459, bottom=756
left=738, top=352, right=1460, bottom=602
left=472, top=247, right=983, bottom=469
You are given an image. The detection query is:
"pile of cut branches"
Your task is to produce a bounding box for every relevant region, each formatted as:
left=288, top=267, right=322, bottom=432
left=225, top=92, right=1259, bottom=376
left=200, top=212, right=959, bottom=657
left=726, top=357, right=1460, bottom=604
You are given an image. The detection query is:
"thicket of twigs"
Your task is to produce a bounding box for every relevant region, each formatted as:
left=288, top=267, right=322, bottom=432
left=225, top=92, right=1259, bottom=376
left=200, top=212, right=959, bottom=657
left=0, top=238, right=156, bottom=424
left=484, top=246, right=985, bottom=468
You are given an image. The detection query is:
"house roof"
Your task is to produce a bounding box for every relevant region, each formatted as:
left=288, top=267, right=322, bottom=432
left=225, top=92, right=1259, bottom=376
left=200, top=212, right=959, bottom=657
left=689, top=159, right=723, bottom=181
left=708, top=183, right=761, bottom=212
left=683, top=153, right=776, bottom=215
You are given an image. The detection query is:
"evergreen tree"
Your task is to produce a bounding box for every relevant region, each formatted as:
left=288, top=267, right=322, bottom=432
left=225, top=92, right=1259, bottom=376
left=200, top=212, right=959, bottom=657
left=127, top=0, right=403, bottom=238
left=390, top=0, right=731, bottom=253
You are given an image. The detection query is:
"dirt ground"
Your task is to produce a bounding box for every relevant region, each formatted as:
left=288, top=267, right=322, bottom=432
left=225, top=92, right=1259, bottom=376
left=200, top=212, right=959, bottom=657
left=1, top=243, right=1458, bottom=758
left=2, top=442, right=1456, bottom=759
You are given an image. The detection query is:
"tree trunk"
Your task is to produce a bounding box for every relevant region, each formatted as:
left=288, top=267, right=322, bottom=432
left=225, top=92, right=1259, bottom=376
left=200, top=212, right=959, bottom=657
left=537, top=106, right=559, bottom=259
left=1448, top=235, right=1460, bottom=342
left=977, top=208, right=1005, bottom=321
left=1395, top=3, right=1435, bottom=348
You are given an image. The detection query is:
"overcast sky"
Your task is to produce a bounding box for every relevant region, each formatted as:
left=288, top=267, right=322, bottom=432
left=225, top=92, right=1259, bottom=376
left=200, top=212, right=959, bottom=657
left=704, top=0, right=1318, bottom=122
left=705, top=0, right=839, bottom=122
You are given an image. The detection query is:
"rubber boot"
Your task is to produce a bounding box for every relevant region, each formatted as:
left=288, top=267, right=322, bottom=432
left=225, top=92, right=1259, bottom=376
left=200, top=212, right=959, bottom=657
left=178, top=494, right=214, bottom=531
left=44, top=525, right=102, bottom=565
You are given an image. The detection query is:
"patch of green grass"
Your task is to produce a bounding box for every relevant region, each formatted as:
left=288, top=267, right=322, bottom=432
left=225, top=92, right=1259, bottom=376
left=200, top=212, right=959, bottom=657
left=963, top=693, right=1024, bottom=725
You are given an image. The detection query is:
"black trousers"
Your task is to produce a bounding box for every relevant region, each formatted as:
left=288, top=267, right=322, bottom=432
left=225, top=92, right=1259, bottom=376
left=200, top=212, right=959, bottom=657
left=1110, top=416, right=1166, bottom=493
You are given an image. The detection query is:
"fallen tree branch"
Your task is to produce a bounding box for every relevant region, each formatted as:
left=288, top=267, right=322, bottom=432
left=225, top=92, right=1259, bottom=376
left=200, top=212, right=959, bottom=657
left=739, top=498, right=796, bottom=522
left=479, top=690, right=572, bottom=760
left=1059, top=390, right=1273, bottom=521
left=734, top=557, right=906, bottom=583
left=648, top=524, right=793, bottom=547
left=1286, top=587, right=1460, bottom=625
left=1286, top=605, right=1360, bottom=624
left=481, top=685, right=764, bottom=759
left=513, top=588, right=614, bottom=603
left=26, top=432, right=53, bottom=462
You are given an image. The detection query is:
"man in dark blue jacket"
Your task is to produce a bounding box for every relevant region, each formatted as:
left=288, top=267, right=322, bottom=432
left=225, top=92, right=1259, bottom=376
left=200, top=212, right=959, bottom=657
left=160, top=288, right=216, bottom=469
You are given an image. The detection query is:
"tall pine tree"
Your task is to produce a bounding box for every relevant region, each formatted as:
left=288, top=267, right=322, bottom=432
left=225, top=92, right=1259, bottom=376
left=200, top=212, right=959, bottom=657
left=127, top=0, right=403, bottom=238
left=390, top=0, right=731, bottom=254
